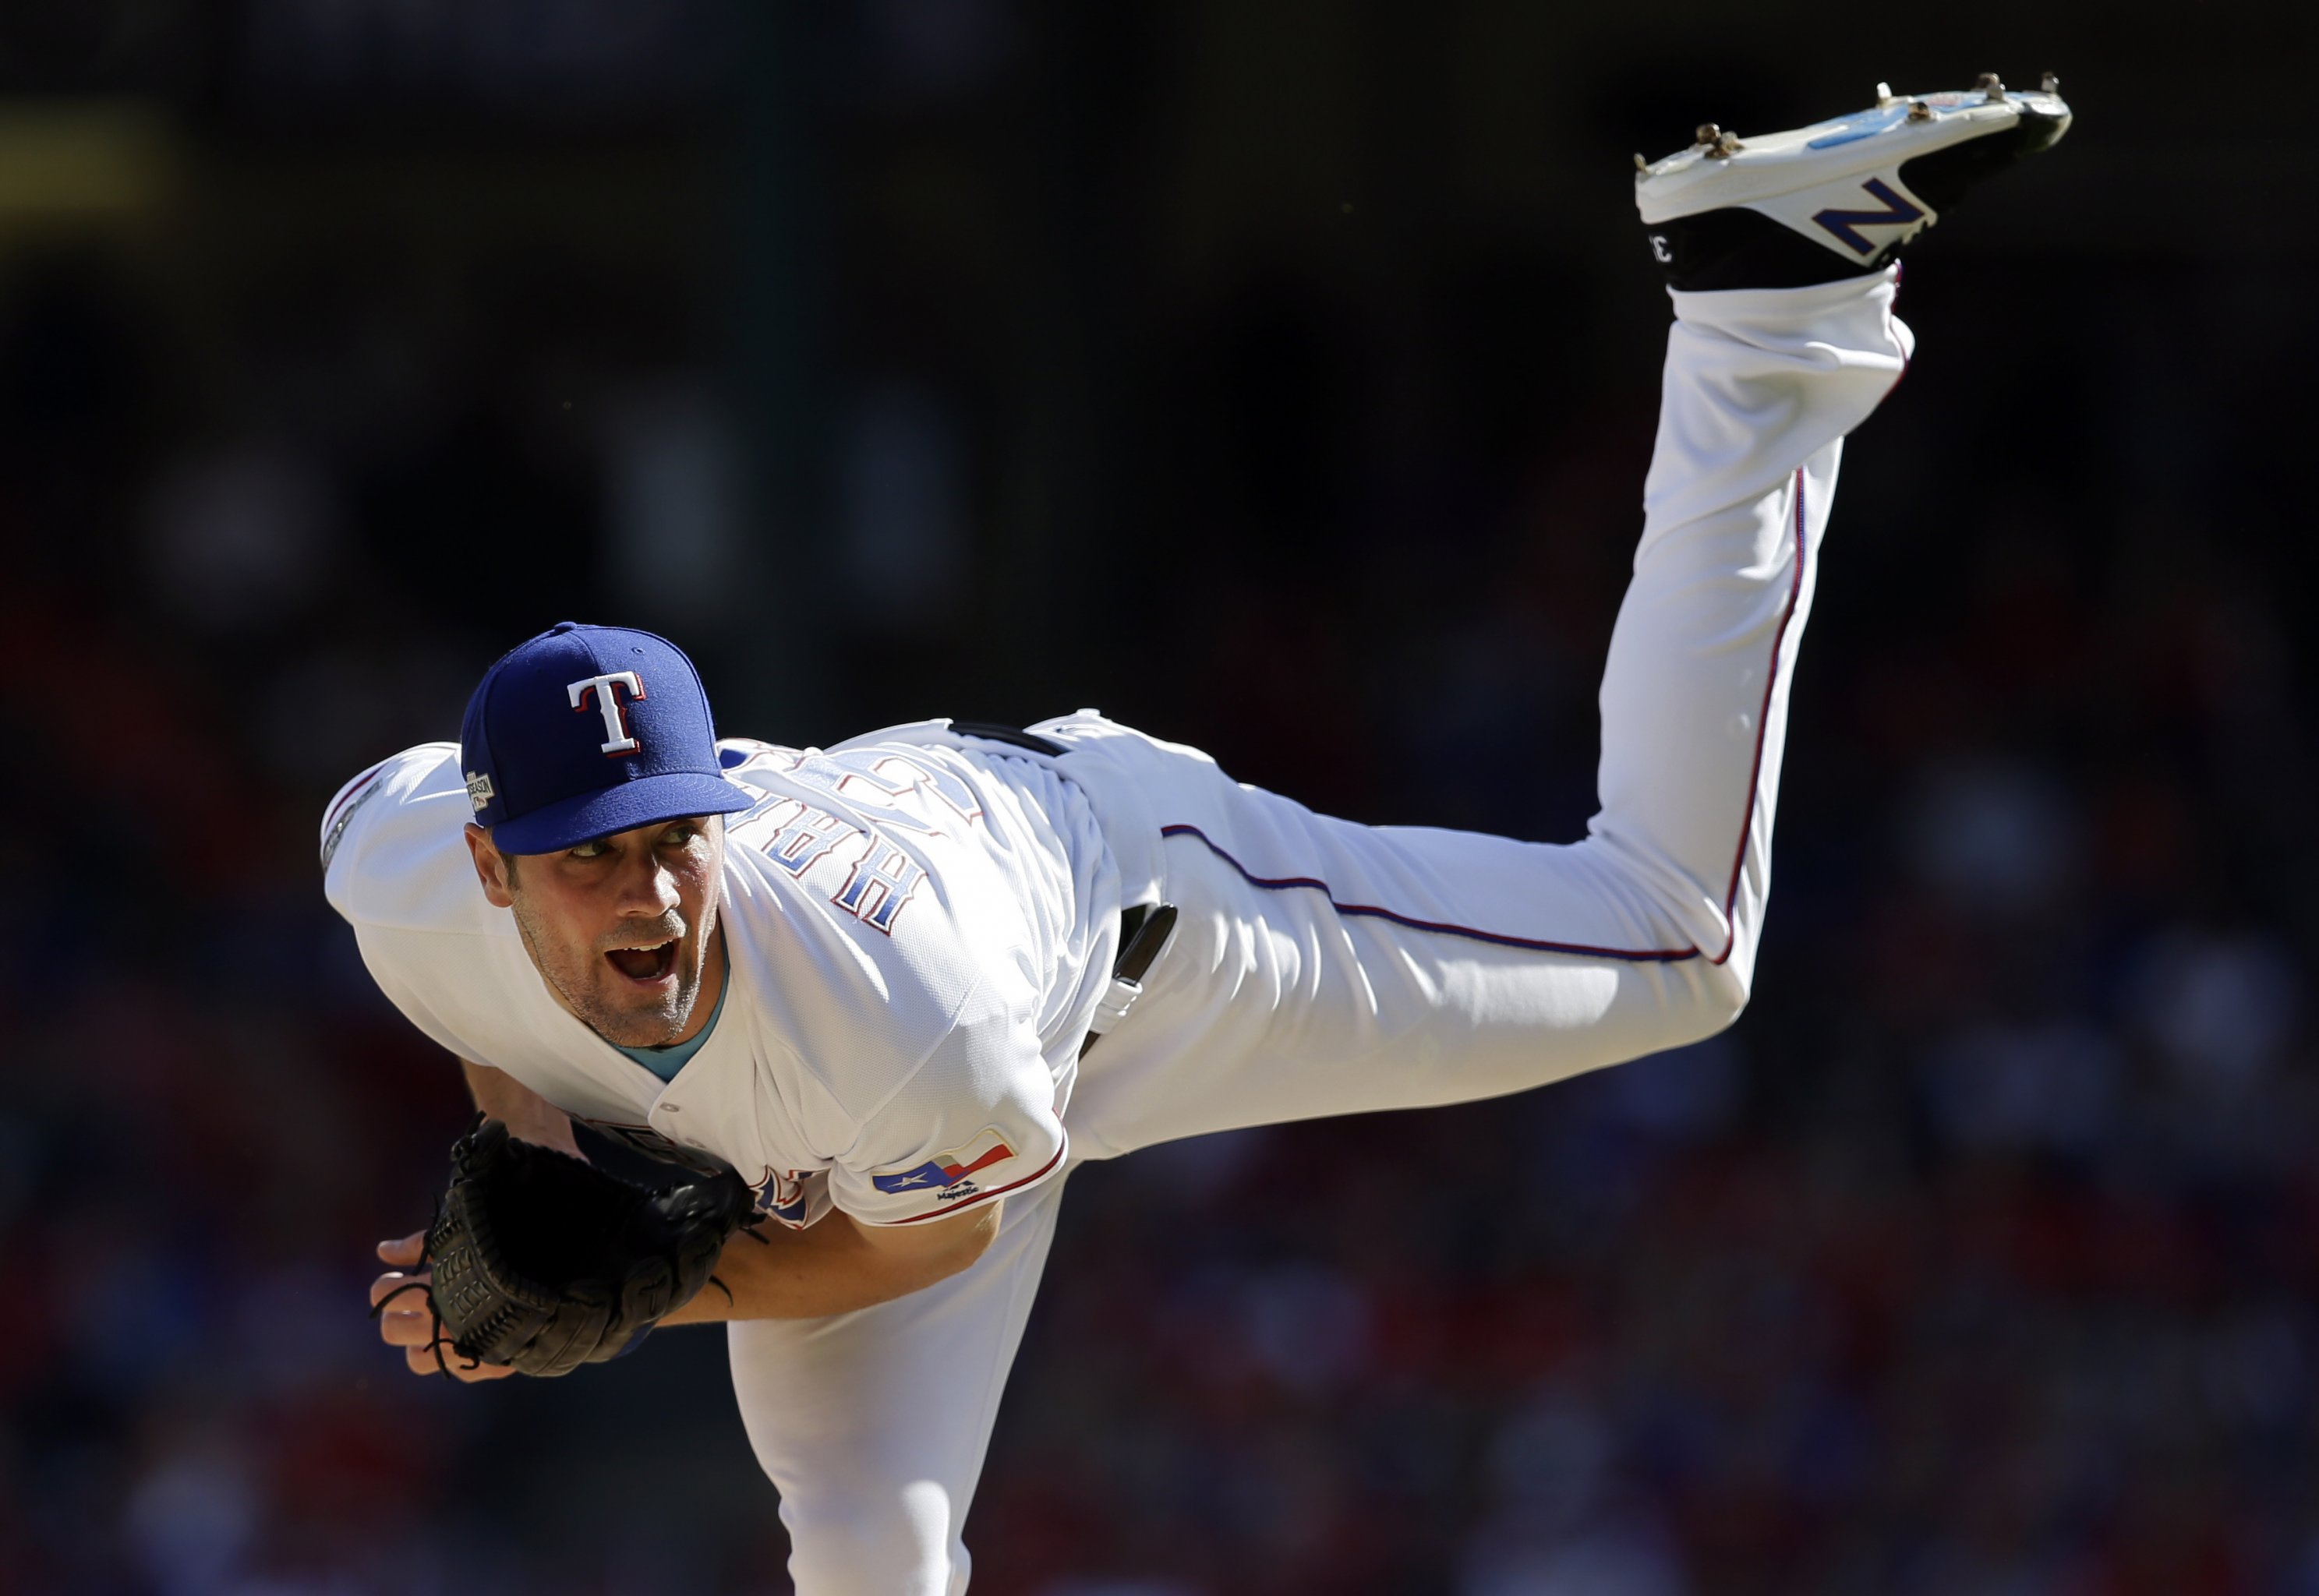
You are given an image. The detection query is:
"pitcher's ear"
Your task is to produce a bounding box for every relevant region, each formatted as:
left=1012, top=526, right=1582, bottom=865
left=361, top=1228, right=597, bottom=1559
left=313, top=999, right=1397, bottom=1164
left=464, top=822, right=518, bottom=909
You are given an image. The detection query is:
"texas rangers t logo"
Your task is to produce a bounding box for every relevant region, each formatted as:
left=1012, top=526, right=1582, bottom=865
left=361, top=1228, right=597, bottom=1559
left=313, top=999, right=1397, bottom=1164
left=567, top=671, right=647, bottom=755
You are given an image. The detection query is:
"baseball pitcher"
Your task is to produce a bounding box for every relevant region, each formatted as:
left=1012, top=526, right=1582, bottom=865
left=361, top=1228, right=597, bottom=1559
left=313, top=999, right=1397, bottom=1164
left=335, top=79, right=2071, bottom=1594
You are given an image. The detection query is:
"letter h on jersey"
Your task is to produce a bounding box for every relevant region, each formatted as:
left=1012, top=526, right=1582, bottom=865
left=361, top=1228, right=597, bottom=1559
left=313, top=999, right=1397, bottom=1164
left=833, top=842, right=925, bottom=933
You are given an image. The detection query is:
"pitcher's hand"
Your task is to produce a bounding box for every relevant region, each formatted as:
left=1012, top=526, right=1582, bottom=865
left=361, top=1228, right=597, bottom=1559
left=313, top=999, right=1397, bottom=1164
left=368, top=1232, right=515, bottom=1383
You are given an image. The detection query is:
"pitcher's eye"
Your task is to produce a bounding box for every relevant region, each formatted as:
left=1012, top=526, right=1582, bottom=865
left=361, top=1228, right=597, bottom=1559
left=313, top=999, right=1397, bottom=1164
left=569, top=839, right=610, bottom=860
left=662, top=822, right=698, bottom=846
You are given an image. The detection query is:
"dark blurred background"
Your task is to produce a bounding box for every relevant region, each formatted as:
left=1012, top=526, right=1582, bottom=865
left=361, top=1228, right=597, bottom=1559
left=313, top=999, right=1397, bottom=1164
left=6, top=1, right=2317, bottom=1591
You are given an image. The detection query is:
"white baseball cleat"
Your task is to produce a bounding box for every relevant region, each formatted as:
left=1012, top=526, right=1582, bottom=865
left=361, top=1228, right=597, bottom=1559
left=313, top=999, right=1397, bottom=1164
left=1635, top=72, right=2073, bottom=291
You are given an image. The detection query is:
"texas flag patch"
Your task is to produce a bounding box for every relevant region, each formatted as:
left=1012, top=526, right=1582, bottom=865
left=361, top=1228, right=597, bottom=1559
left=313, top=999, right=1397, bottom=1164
left=871, top=1127, right=1016, bottom=1199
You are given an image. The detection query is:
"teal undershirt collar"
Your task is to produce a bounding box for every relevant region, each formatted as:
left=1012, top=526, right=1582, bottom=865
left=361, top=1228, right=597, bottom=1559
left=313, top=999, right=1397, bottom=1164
left=611, top=962, right=728, bottom=1082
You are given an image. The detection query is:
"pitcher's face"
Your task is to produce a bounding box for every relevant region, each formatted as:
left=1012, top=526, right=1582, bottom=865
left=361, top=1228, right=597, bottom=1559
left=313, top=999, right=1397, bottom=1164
left=466, top=814, right=725, bottom=1048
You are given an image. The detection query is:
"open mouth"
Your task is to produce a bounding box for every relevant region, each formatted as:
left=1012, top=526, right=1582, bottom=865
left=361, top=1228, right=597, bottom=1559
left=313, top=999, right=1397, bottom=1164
left=605, top=941, right=678, bottom=984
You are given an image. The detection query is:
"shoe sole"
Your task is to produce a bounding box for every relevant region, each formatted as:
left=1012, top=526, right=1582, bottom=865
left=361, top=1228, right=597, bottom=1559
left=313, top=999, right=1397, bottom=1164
left=1635, top=87, right=2072, bottom=227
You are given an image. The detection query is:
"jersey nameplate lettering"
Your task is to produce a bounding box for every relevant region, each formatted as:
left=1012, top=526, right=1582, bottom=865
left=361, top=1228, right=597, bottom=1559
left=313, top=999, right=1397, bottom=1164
left=764, top=804, right=857, bottom=877
left=833, top=841, right=926, bottom=933
left=754, top=750, right=982, bottom=936
left=758, top=800, right=928, bottom=933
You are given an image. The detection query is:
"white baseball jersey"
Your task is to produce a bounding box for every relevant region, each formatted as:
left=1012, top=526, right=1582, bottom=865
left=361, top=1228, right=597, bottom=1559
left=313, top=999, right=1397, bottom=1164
left=320, top=734, right=1119, bottom=1229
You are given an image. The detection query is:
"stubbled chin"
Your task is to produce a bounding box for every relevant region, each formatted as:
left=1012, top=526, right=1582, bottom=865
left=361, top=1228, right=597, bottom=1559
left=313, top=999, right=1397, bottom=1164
left=584, top=968, right=697, bottom=1049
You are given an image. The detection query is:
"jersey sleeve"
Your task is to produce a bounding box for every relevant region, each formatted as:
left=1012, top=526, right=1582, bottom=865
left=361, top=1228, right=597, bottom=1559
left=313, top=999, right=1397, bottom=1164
left=825, top=1017, right=1068, bottom=1227
left=319, top=743, right=484, bottom=930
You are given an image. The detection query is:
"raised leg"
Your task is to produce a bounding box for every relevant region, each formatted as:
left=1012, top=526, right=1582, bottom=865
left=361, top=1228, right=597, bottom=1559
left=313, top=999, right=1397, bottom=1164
left=1048, top=270, right=1912, bottom=1157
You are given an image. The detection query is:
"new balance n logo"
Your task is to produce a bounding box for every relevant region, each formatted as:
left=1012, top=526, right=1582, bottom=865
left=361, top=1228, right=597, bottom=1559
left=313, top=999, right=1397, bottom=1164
left=1812, top=178, right=1925, bottom=254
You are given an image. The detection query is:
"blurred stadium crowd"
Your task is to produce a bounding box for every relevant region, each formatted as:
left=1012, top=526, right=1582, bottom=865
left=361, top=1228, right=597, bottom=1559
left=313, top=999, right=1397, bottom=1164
left=4, top=2, right=2316, bottom=1594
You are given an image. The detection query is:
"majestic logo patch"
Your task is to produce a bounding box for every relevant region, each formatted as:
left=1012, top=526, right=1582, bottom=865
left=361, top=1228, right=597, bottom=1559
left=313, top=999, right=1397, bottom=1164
left=464, top=772, right=496, bottom=814
left=871, top=1128, right=1016, bottom=1198
left=567, top=670, right=648, bottom=755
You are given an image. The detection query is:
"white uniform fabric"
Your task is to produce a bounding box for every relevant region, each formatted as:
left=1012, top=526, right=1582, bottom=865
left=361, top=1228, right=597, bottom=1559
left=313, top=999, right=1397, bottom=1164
left=323, top=734, right=1120, bottom=1231
left=324, top=268, right=1911, bottom=1594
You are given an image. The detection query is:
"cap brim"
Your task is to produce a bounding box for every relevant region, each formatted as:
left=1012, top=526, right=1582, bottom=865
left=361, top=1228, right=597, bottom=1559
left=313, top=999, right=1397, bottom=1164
left=491, top=772, right=758, bottom=856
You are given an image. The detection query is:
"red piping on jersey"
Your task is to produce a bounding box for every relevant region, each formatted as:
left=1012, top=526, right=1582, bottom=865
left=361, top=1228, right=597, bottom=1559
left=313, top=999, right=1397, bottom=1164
left=1706, top=464, right=1809, bottom=967
left=1161, top=465, right=1812, bottom=969
left=879, top=1142, right=1066, bottom=1225
left=1155, top=824, right=1699, bottom=963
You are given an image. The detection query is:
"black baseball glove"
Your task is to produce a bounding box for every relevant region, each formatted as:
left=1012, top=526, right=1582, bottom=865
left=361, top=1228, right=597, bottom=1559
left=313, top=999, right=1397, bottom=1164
left=377, top=1117, right=759, bottom=1378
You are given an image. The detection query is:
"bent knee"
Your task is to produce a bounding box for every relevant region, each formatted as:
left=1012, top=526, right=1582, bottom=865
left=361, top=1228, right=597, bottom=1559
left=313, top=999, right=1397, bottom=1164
left=1701, top=962, right=1750, bottom=1032
left=1649, top=960, right=1750, bottom=1053
left=783, top=1484, right=964, bottom=1596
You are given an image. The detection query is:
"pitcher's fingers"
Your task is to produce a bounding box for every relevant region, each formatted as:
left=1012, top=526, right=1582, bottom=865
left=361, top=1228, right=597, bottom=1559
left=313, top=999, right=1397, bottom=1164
left=405, top=1341, right=514, bottom=1382
left=369, top=1270, right=432, bottom=1310
left=377, top=1233, right=426, bottom=1268
left=380, top=1308, right=441, bottom=1348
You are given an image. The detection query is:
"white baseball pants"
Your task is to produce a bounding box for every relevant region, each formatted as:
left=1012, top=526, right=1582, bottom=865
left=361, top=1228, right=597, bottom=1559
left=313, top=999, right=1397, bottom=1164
left=726, top=268, right=1915, bottom=1594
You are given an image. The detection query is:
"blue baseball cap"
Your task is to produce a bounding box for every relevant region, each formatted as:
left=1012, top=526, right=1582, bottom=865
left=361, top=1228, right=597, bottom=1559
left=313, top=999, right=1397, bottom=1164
left=458, top=622, right=754, bottom=855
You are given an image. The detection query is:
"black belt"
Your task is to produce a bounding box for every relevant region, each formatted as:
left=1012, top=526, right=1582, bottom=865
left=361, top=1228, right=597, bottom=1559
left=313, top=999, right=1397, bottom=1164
left=950, top=721, right=1068, bottom=757
left=1081, top=903, right=1177, bottom=1056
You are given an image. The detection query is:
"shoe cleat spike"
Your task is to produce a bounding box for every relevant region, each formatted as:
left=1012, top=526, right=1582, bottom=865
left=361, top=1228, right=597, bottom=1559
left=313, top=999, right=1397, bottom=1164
left=1634, top=152, right=1649, bottom=172
left=1907, top=99, right=1934, bottom=122
left=1875, top=82, right=1895, bottom=107
left=2040, top=70, right=2060, bottom=94
left=1976, top=72, right=2006, bottom=101
left=1692, top=122, right=1744, bottom=157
